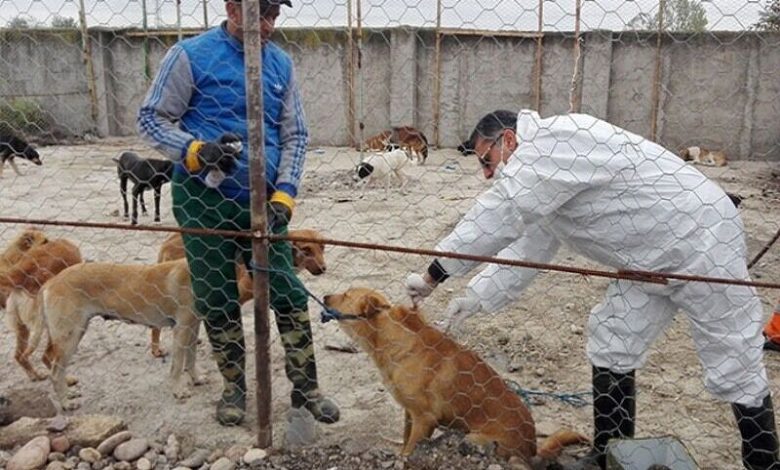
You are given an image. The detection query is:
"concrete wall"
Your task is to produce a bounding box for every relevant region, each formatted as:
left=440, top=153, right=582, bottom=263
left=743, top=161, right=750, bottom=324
left=1, top=27, right=779, bottom=159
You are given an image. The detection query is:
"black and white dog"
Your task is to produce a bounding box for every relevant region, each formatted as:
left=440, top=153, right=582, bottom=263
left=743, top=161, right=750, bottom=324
left=113, top=152, right=173, bottom=225
left=0, top=131, right=42, bottom=177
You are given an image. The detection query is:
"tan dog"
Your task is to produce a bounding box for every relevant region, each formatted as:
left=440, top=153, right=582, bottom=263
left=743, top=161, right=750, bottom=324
left=149, top=229, right=328, bottom=357
left=1, top=238, right=82, bottom=380
left=323, top=287, right=587, bottom=465
left=363, top=126, right=429, bottom=165
left=0, top=228, right=49, bottom=307
left=40, top=259, right=203, bottom=410
left=679, top=146, right=728, bottom=167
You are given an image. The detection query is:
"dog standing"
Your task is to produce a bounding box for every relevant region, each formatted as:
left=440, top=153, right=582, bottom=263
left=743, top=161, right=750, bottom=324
left=0, top=131, right=42, bottom=177
left=0, top=229, right=49, bottom=307
left=324, top=287, right=587, bottom=465
left=0, top=239, right=82, bottom=381
left=363, top=126, right=429, bottom=165
left=113, top=152, right=173, bottom=225
left=149, top=229, right=328, bottom=357
left=679, top=146, right=728, bottom=167
left=40, top=259, right=204, bottom=410
left=354, top=148, right=410, bottom=193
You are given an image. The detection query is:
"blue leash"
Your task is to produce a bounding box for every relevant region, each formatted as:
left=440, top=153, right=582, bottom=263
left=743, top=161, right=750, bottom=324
left=505, top=379, right=591, bottom=408
left=248, top=262, right=354, bottom=323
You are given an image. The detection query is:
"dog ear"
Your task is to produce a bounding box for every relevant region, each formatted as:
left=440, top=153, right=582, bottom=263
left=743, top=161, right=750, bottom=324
left=360, top=293, right=391, bottom=317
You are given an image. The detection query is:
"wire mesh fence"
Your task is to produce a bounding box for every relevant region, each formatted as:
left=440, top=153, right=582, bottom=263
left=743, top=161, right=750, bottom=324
left=1, top=0, right=780, bottom=468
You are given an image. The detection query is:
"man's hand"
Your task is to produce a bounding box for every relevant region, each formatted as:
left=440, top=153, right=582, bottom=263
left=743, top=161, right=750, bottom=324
left=437, top=296, right=481, bottom=333
left=185, top=133, right=243, bottom=174
left=268, top=191, right=294, bottom=231
left=405, top=273, right=436, bottom=306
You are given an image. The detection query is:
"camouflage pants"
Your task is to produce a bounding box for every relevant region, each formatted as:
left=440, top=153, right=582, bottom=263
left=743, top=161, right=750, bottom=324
left=172, top=174, right=318, bottom=404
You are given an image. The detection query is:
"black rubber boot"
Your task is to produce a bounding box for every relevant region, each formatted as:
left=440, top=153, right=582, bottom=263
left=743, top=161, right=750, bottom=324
left=732, top=395, right=780, bottom=469
left=572, top=366, right=636, bottom=470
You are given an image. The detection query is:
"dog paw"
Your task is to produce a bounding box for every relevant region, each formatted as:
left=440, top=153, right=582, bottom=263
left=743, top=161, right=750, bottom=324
left=151, top=347, right=168, bottom=358
left=62, top=400, right=81, bottom=411
left=28, top=371, right=49, bottom=382
left=65, top=375, right=79, bottom=387
left=191, top=375, right=208, bottom=386
left=66, top=389, right=81, bottom=399
left=172, top=383, right=192, bottom=400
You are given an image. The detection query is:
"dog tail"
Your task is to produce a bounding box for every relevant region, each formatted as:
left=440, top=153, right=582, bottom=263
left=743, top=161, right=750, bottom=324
left=536, top=429, right=590, bottom=460
left=22, top=294, right=46, bottom=358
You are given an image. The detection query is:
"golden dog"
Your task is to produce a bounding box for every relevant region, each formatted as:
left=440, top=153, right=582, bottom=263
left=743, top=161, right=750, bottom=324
left=323, top=287, right=587, bottom=465
left=150, top=229, right=328, bottom=357
left=40, top=259, right=202, bottom=410
left=362, top=126, right=429, bottom=165
left=0, top=228, right=49, bottom=308
left=1, top=238, right=82, bottom=380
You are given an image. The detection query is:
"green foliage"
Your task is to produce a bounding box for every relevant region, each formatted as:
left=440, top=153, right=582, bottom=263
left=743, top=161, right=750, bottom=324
left=0, top=99, right=52, bottom=135
left=755, top=0, right=780, bottom=31
left=51, top=15, right=78, bottom=29
left=6, top=15, right=35, bottom=29
left=628, top=0, right=709, bottom=32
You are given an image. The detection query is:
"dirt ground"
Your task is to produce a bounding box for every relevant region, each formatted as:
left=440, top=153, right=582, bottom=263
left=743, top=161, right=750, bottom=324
left=2, top=137, right=780, bottom=469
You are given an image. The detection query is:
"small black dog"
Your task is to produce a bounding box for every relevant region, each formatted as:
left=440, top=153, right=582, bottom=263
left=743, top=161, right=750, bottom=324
left=0, top=131, right=42, bottom=177
left=113, top=152, right=173, bottom=225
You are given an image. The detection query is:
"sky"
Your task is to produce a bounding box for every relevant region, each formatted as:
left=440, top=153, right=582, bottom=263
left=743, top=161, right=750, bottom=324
left=0, top=0, right=767, bottom=32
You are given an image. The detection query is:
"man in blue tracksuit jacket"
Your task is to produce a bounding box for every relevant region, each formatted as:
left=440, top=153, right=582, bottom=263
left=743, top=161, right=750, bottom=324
left=137, top=0, right=339, bottom=426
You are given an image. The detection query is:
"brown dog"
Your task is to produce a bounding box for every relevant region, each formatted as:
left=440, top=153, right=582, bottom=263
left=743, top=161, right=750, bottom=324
left=1, top=238, right=82, bottom=381
left=363, top=126, right=429, bottom=165
left=0, top=228, right=49, bottom=307
left=323, top=287, right=587, bottom=465
left=679, top=146, right=728, bottom=167
left=149, top=229, right=328, bottom=357
left=40, top=259, right=203, bottom=410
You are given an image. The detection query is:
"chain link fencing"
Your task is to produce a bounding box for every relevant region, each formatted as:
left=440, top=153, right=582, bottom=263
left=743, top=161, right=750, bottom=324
left=1, top=0, right=780, bottom=467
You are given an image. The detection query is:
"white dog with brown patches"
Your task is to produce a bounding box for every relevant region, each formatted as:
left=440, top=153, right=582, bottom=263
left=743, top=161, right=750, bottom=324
left=354, top=148, right=410, bottom=193
left=679, top=146, right=728, bottom=167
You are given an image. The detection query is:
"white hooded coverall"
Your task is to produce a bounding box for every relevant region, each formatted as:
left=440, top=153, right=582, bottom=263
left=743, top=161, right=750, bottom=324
left=437, top=110, right=767, bottom=406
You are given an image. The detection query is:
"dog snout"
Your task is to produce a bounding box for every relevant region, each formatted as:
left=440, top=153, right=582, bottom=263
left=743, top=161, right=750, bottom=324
left=323, top=295, right=332, bottom=305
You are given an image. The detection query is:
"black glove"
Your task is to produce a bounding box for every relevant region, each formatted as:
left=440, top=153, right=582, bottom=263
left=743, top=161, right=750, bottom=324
left=268, top=200, right=292, bottom=231
left=185, top=133, right=242, bottom=174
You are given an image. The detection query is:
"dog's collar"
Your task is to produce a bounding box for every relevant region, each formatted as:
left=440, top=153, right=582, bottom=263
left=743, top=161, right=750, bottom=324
left=320, top=308, right=362, bottom=323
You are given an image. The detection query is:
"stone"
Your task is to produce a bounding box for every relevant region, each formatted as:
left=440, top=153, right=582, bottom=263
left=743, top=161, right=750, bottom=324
left=76, top=462, right=91, bottom=470
left=242, top=449, right=267, bottom=466
left=114, top=463, right=131, bottom=470
left=176, top=449, right=209, bottom=468
left=487, top=464, right=503, bottom=470
left=224, top=445, right=246, bottom=463
left=0, top=389, right=58, bottom=426
left=79, top=448, right=101, bottom=463
left=136, top=457, right=152, bottom=470
left=48, top=452, right=66, bottom=462
left=0, top=415, right=126, bottom=451
left=163, top=436, right=179, bottom=462
left=96, top=432, right=132, bottom=457
left=284, top=407, right=318, bottom=448
left=46, top=417, right=69, bottom=433
left=206, top=449, right=223, bottom=463
left=50, top=436, right=70, bottom=454
left=7, top=435, right=51, bottom=470
left=113, top=439, right=148, bottom=462
left=209, top=457, right=235, bottom=470
left=46, top=462, right=68, bottom=470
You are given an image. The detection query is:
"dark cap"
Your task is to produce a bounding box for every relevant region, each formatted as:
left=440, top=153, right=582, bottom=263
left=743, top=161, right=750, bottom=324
left=226, top=0, right=292, bottom=5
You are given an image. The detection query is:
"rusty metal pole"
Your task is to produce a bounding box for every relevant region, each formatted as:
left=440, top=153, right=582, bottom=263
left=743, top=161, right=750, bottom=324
left=356, top=0, right=364, bottom=148
left=533, top=0, right=544, bottom=111
left=77, top=0, right=99, bottom=129
left=242, top=0, right=272, bottom=448
left=202, top=0, right=209, bottom=29
left=346, top=0, right=356, bottom=148
left=568, top=0, right=582, bottom=113
left=432, top=0, right=442, bottom=148
left=650, top=0, right=666, bottom=140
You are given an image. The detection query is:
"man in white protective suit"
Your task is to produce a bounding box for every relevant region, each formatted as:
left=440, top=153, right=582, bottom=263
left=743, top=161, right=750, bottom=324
left=406, top=109, right=779, bottom=470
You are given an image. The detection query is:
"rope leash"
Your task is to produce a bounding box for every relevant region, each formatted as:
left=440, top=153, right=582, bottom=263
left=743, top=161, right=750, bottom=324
left=505, top=379, right=591, bottom=408
left=247, top=262, right=359, bottom=323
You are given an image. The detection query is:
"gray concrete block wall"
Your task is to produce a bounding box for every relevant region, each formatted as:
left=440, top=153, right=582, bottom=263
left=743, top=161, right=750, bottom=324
left=1, top=27, right=779, bottom=160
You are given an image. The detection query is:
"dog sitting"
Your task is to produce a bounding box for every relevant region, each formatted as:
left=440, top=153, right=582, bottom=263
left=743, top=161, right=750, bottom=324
left=149, top=228, right=328, bottom=357
left=323, top=287, right=587, bottom=465
left=0, top=131, right=42, bottom=177
left=0, top=228, right=49, bottom=307
left=363, top=126, right=429, bottom=165
left=40, top=258, right=203, bottom=410
left=113, top=152, right=174, bottom=225
left=679, top=146, right=728, bottom=167
left=354, top=148, right=410, bottom=193
left=0, top=239, right=82, bottom=381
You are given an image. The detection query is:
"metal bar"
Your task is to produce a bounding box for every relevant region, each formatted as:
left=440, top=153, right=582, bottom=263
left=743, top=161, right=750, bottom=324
left=241, top=0, right=272, bottom=448
left=432, top=0, right=442, bottom=148
left=748, top=227, right=780, bottom=270
left=437, top=27, right=543, bottom=38
left=346, top=0, right=356, bottom=148
left=2, top=216, right=779, bottom=291
left=533, top=0, right=544, bottom=111
left=568, top=0, right=582, bottom=113
left=77, top=0, right=99, bottom=128
left=202, top=0, right=209, bottom=29
left=356, top=0, right=364, bottom=146
left=141, top=0, right=151, bottom=83
left=176, top=0, right=183, bottom=41
left=650, top=0, right=666, bottom=140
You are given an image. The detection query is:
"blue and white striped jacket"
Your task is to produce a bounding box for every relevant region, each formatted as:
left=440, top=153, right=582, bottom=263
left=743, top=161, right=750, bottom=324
left=137, top=22, right=308, bottom=203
